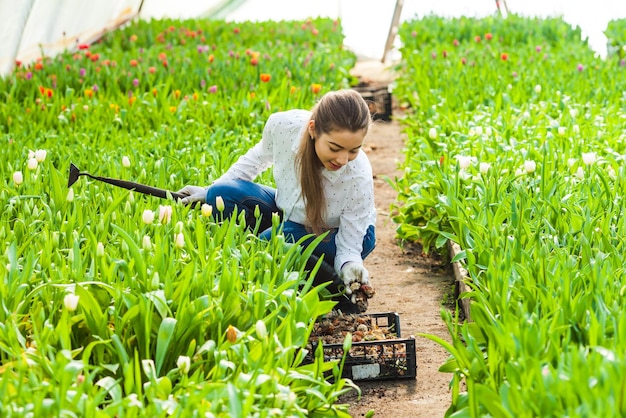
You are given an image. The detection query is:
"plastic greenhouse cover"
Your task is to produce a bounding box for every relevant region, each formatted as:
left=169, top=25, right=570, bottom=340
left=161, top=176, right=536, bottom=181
left=0, top=0, right=224, bottom=76
left=1, top=0, right=625, bottom=76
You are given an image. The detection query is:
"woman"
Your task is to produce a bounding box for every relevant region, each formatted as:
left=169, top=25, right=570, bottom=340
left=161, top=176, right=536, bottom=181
left=178, top=89, right=376, bottom=301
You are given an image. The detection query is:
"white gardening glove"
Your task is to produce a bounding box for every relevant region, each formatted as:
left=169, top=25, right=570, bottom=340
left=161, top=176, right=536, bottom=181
left=177, top=185, right=208, bottom=205
left=340, top=262, right=370, bottom=301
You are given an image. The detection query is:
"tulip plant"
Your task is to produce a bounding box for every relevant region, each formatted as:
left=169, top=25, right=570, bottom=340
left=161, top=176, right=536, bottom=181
left=0, top=17, right=362, bottom=416
left=392, top=13, right=626, bottom=417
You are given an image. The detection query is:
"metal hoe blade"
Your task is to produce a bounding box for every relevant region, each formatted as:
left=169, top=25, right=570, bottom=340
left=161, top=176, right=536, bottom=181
left=66, top=162, right=186, bottom=201
left=68, top=163, right=83, bottom=187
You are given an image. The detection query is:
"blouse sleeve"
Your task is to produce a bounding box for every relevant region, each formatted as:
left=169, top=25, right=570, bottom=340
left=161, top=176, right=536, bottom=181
left=215, top=114, right=277, bottom=183
left=333, top=162, right=375, bottom=272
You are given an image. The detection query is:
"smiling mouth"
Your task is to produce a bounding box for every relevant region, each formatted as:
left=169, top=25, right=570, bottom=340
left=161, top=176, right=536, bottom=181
left=328, top=162, right=342, bottom=170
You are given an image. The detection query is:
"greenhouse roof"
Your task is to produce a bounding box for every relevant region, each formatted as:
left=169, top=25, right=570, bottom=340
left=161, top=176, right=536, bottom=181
left=1, top=0, right=625, bottom=76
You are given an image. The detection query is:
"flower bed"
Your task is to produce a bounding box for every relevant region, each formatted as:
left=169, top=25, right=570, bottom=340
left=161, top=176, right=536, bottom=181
left=0, top=17, right=364, bottom=417
left=393, top=13, right=626, bottom=417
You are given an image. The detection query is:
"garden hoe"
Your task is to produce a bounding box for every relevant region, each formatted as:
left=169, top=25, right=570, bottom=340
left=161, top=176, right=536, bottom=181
left=67, top=163, right=185, bottom=201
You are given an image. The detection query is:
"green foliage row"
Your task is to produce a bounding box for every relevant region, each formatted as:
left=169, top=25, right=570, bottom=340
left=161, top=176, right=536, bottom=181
left=0, top=17, right=360, bottom=416
left=605, top=18, right=626, bottom=58
left=1, top=17, right=356, bottom=185
left=402, top=14, right=585, bottom=49
left=393, top=14, right=626, bottom=417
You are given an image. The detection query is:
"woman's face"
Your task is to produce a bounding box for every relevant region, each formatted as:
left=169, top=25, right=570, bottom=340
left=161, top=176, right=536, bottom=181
left=309, top=121, right=367, bottom=171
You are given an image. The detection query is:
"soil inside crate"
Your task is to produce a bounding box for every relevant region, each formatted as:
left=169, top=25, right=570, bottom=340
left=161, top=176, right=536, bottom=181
left=307, top=311, right=415, bottom=380
left=308, top=311, right=398, bottom=346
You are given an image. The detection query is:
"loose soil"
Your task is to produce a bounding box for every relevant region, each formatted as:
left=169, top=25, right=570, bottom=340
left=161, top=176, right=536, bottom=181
left=338, top=59, right=456, bottom=418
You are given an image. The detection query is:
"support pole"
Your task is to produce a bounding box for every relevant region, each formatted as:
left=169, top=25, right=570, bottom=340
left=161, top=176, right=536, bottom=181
left=496, top=0, right=510, bottom=17
left=502, top=0, right=510, bottom=15
left=381, top=0, right=403, bottom=64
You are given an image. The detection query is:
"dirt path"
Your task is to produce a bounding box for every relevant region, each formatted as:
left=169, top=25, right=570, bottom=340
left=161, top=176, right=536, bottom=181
left=342, top=60, right=455, bottom=418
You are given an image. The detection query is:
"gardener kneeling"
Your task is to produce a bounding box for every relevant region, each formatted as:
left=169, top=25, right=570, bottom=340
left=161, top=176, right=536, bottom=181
left=178, top=89, right=376, bottom=311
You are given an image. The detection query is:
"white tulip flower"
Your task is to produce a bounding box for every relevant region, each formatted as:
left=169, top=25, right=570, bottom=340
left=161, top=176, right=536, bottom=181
left=174, top=232, right=185, bottom=248
left=575, top=167, right=585, bottom=179
left=142, top=209, right=155, bottom=224
left=35, top=149, right=47, bottom=162
left=177, top=356, right=191, bottom=374
left=66, top=188, right=75, bottom=202
left=456, top=155, right=471, bottom=170
left=582, top=152, right=596, bottom=165
left=122, top=156, right=131, bottom=168
left=27, top=158, right=38, bottom=170
left=479, top=162, right=491, bottom=174
left=215, top=196, right=225, bottom=212
left=142, top=235, right=152, bottom=250
left=201, top=203, right=213, bottom=217
left=557, top=127, right=566, bottom=136
left=13, top=171, right=23, bottom=185
left=524, top=160, right=536, bottom=173
left=534, top=84, right=542, bottom=94
left=256, top=320, right=268, bottom=339
left=64, top=293, right=79, bottom=312
left=428, top=127, right=437, bottom=139
left=573, top=124, right=580, bottom=134
left=159, top=205, right=172, bottom=224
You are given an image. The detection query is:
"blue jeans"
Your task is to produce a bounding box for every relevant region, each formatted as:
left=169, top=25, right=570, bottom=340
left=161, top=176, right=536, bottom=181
left=206, top=179, right=376, bottom=266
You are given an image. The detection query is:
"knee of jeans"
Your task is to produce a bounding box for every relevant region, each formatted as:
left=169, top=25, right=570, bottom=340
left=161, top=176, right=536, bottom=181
left=361, top=226, right=376, bottom=259
left=207, top=181, right=234, bottom=204
left=258, top=228, right=272, bottom=241
left=361, top=243, right=376, bottom=259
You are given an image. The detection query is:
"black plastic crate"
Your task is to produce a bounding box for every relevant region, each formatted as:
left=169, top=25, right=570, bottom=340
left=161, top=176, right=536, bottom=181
left=353, top=85, right=393, bottom=122
left=309, top=312, right=417, bottom=381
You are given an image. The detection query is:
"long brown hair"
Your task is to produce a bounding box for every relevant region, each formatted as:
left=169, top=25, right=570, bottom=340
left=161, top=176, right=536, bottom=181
left=295, top=89, right=371, bottom=235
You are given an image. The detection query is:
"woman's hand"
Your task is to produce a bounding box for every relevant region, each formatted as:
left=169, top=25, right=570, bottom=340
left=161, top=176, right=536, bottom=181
left=177, top=185, right=208, bottom=205
left=340, top=262, right=370, bottom=295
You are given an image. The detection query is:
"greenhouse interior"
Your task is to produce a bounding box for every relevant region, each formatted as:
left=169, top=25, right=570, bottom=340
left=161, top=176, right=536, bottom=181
left=2, top=0, right=626, bottom=417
